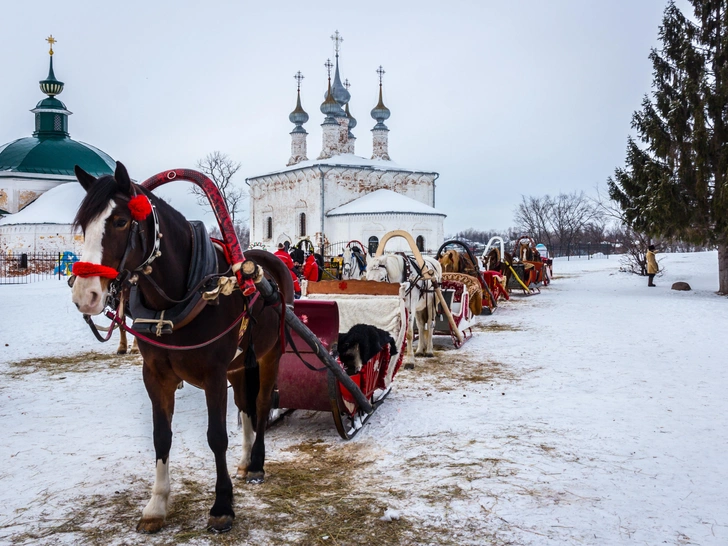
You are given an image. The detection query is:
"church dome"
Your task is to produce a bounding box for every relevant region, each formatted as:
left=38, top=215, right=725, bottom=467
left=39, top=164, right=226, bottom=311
left=0, top=137, right=115, bottom=177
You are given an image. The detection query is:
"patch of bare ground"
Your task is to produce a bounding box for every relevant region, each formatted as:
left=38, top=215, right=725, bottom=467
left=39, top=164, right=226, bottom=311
left=471, top=321, right=523, bottom=333
left=4, top=440, right=473, bottom=546
left=5, top=351, right=139, bottom=378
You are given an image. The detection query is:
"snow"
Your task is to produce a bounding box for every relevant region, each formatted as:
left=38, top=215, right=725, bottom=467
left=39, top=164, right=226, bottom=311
left=1, top=251, right=727, bottom=544
left=326, top=188, right=445, bottom=216
left=254, top=153, right=433, bottom=178
left=0, top=182, right=85, bottom=226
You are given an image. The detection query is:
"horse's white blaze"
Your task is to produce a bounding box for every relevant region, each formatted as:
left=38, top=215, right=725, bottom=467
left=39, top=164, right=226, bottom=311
left=71, top=201, right=114, bottom=315
left=238, top=412, right=255, bottom=472
left=142, top=459, right=170, bottom=520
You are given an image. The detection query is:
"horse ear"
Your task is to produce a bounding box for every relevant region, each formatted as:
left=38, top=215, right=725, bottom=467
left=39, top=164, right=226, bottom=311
left=114, top=161, right=132, bottom=194
left=74, top=165, right=95, bottom=192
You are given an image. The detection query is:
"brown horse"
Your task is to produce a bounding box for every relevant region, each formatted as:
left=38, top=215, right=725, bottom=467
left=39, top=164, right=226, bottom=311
left=438, top=249, right=483, bottom=314
left=483, top=247, right=514, bottom=293
left=70, top=162, right=293, bottom=534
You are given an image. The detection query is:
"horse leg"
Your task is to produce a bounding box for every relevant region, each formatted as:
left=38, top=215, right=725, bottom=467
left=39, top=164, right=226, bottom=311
left=404, top=314, right=415, bottom=369
left=130, top=336, right=139, bottom=354
left=228, top=364, right=258, bottom=479
left=137, top=367, right=178, bottom=534
left=204, top=371, right=235, bottom=533
left=246, top=348, right=281, bottom=484
left=117, top=321, right=128, bottom=355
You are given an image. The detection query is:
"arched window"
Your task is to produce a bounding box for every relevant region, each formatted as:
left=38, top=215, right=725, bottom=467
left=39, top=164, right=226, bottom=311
left=368, top=236, right=379, bottom=256
left=299, top=212, right=306, bottom=237
left=416, top=235, right=425, bottom=252
left=265, top=217, right=273, bottom=240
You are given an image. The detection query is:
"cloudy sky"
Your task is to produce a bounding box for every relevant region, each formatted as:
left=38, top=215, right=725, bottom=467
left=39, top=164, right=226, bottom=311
left=2, top=0, right=687, bottom=233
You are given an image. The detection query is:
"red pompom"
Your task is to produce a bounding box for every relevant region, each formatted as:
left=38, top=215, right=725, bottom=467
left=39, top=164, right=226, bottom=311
left=128, top=195, right=152, bottom=221
left=72, top=261, right=119, bottom=279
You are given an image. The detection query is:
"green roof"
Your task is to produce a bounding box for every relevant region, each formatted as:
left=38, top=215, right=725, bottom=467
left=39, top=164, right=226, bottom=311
left=0, top=136, right=114, bottom=177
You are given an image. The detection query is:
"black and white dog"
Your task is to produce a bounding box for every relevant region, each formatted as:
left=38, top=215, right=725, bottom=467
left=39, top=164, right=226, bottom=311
left=336, top=324, right=398, bottom=375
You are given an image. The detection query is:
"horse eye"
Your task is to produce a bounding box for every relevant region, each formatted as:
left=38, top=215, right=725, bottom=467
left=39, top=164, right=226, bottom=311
left=113, top=217, right=129, bottom=229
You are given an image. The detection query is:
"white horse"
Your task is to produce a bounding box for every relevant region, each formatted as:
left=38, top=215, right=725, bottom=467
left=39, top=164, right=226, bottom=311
left=342, top=246, right=367, bottom=280
left=366, top=254, right=442, bottom=362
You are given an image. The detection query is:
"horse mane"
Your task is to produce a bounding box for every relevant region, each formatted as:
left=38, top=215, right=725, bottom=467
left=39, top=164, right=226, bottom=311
left=73, top=175, right=119, bottom=231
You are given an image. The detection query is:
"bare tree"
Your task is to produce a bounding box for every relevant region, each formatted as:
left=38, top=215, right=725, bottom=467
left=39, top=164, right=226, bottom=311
left=548, top=192, right=602, bottom=255
left=190, top=151, right=247, bottom=226
left=514, top=195, right=552, bottom=248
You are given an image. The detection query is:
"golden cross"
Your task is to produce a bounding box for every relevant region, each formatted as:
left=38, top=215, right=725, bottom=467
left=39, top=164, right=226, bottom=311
left=46, top=35, right=57, bottom=55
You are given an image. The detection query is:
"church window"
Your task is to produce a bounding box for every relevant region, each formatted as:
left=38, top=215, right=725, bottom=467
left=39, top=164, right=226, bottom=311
left=54, top=115, right=62, bottom=131
left=368, top=236, right=379, bottom=256
left=299, top=213, right=306, bottom=237
left=265, top=217, right=273, bottom=240
left=416, top=235, right=425, bottom=252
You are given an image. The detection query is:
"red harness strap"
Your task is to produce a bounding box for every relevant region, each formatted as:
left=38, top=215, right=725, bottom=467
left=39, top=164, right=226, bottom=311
left=73, top=262, right=119, bottom=279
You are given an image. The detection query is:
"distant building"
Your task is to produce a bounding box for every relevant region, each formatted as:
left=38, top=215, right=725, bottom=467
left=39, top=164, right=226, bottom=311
left=247, top=33, right=445, bottom=254
left=0, top=38, right=115, bottom=253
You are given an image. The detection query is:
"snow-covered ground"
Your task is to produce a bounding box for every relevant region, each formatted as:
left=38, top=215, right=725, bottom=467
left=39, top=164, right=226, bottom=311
left=1, top=251, right=726, bottom=545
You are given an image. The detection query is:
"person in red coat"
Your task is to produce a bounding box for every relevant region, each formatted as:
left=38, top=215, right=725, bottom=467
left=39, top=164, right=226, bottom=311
left=274, top=243, right=301, bottom=297
left=302, top=253, right=319, bottom=282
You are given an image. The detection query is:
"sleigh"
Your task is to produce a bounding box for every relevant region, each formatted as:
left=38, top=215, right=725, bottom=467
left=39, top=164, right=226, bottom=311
left=276, top=279, right=408, bottom=439
left=433, top=273, right=475, bottom=347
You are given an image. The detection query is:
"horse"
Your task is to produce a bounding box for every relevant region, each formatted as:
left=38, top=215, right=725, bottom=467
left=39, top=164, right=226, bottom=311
left=70, top=162, right=293, bottom=534
left=341, top=245, right=367, bottom=280
left=365, top=254, right=442, bottom=362
left=483, top=246, right=514, bottom=295
left=438, top=249, right=483, bottom=315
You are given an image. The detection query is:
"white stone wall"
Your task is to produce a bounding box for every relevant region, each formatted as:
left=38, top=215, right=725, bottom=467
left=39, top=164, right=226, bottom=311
left=0, top=223, right=83, bottom=254
left=287, top=132, right=308, bottom=166
left=0, top=175, right=69, bottom=213
left=248, top=165, right=438, bottom=252
left=326, top=212, right=444, bottom=254
left=371, top=129, right=390, bottom=161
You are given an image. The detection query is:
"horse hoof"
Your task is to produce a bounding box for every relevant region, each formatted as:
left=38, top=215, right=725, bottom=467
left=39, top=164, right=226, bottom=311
left=207, top=515, right=234, bottom=534
left=424, top=352, right=435, bottom=358
left=246, top=471, right=265, bottom=484
left=404, top=363, right=415, bottom=370
left=136, top=517, right=165, bottom=534
left=130, top=349, right=140, bottom=355
left=117, top=349, right=127, bottom=355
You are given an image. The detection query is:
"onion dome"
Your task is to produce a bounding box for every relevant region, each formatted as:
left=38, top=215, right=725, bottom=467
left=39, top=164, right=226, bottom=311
left=320, top=79, right=343, bottom=124
left=329, top=57, right=350, bottom=111
left=39, top=56, right=64, bottom=97
left=370, top=84, right=391, bottom=130
left=289, top=88, right=309, bottom=134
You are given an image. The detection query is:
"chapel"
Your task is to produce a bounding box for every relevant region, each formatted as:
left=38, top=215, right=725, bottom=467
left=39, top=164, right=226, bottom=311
left=246, top=32, right=445, bottom=255
left=0, top=38, right=115, bottom=253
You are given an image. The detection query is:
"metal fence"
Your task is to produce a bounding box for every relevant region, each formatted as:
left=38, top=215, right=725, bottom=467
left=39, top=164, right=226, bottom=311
left=0, top=252, right=74, bottom=285
left=550, top=243, right=615, bottom=259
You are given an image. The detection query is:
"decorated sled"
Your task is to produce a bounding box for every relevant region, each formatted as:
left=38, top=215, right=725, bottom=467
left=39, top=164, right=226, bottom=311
left=277, top=279, right=408, bottom=439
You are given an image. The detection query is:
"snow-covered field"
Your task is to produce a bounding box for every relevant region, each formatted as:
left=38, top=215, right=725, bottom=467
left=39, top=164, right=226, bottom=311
left=1, top=252, right=726, bottom=545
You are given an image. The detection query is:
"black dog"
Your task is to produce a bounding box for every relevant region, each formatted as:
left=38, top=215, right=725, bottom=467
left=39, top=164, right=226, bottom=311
left=336, top=324, right=398, bottom=375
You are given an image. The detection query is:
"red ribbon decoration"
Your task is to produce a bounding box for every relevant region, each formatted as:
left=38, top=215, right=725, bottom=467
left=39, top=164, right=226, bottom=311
left=128, top=195, right=152, bottom=221
left=72, top=261, right=119, bottom=279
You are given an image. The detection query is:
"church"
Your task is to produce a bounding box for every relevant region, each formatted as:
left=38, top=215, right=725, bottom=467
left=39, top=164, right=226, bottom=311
left=0, top=37, right=115, bottom=253
left=246, top=32, right=445, bottom=255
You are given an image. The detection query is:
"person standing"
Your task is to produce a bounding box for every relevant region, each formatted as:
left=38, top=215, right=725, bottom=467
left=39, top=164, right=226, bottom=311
left=646, top=244, right=658, bottom=287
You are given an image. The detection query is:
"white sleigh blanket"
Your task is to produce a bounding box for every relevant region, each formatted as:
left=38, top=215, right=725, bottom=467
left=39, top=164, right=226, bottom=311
left=307, top=291, right=407, bottom=388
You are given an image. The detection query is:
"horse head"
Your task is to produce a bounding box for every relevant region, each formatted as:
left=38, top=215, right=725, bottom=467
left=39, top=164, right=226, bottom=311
left=365, top=255, right=391, bottom=282
left=438, top=249, right=459, bottom=272
left=71, top=162, right=147, bottom=315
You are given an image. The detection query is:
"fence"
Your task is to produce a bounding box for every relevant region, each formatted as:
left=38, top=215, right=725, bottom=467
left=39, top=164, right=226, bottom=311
left=0, top=252, right=75, bottom=285
left=550, top=243, right=615, bottom=259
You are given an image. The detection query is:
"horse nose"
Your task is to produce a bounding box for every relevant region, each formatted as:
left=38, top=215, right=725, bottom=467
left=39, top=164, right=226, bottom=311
left=88, top=290, right=100, bottom=308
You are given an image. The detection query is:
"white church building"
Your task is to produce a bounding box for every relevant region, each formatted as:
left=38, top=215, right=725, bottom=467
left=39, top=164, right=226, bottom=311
left=247, top=33, right=445, bottom=255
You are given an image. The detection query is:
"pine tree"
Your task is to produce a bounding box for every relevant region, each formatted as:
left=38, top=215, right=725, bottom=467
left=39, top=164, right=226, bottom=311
left=608, top=0, right=728, bottom=293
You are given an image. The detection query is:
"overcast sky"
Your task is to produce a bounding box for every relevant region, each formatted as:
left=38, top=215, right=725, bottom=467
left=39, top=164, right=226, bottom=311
left=2, top=0, right=688, bottom=234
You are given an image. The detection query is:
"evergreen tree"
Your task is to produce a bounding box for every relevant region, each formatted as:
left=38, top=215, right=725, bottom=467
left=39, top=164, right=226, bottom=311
left=608, top=0, right=728, bottom=293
